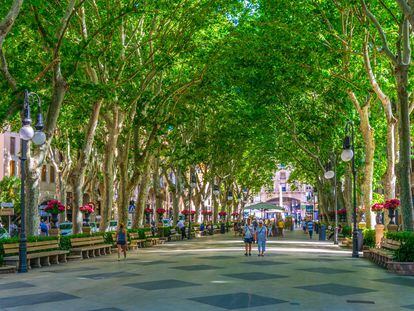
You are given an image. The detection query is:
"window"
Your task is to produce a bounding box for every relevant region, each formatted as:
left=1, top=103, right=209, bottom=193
left=10, top=137, right=16, bottom=156
left=50, top=166, right=56, bottom=183
left=41, top=165, right=47, bottom=182
left=280, top=172, right=286, bottom=180
left=9, top=160, right=16, bottom=176
left=281, top=184, right=286, bottom=192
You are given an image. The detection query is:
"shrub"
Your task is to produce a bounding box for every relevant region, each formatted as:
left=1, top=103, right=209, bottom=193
left=363, top=229, right=375, bottom=248
left=385, top=231, right=414, bottom=262
left=341, top=225, right=352, bottom=237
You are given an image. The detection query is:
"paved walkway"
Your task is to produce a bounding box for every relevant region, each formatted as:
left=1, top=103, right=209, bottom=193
left=1, top=230, right=414, bottom=310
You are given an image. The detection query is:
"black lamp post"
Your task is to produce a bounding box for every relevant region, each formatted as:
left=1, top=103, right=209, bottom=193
left=188, top=172, right=196, bottom=240
left=341, top=121, right=359, bottom=258
left=18, top=90, right=46, bottom=273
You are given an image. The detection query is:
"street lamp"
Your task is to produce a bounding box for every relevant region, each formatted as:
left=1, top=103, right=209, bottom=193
left=324, top=158, right=338, bottom=245
left=19, top=90, right=46, bottom=273
left=188, top=172, right=196, bottom=240
left=341, top=121, right=359, bottom=258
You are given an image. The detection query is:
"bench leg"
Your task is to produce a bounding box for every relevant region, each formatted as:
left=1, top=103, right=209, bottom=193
left=49, top=255, right=59, bottom=265
left=32, top=257, right=41, bottom=268
left=82, top=250, right=89, bottom=259
left=58, top=254, right=67, bottom=264
left=40, top=256, right=51, bottom=267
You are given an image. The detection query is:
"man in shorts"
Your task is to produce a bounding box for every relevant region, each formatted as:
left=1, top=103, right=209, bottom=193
left=243, top=218, right=254, bottom=256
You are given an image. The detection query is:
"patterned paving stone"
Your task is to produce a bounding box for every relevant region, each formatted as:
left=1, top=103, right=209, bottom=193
left=80, top=272, right=138, bottom=280
left=125, top=279, right=199, bottom=290
left=224, top=272, right=288, bottom=280
left=202, top=256, right=234, bottom=260
left=171, top=264, right=220, bottom=271
left=47, top=267, right=99, bottom=273
left=0, top=281, right=35, bottom=290
left=189, top=292, right=288, bottom=310
left=299, top=267, right=352, bottom=274
left=242, top=260, right=289, bottom=266
left=373, top=277, right=414, bottom=288
left=0, top=292, right=78, bottom=308
left=127, top=260, right=172, bottom=265
left=295, top=283, right=377, bottom=296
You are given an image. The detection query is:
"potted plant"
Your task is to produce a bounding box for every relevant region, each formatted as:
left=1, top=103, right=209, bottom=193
left=231, top=212, right=239, bottom=220
left=218, top=211, right=227, bottom=220
left=371, top=203, right=384, bottom=225
left=80, top=202, right=95, bottom=227
left=384, top=199, right=400, bottom=231
left=337, top=209, right=347, bottom=222
left=144, top=208, right=153, bottom=224
left=45, top=200, right=65, bottom=230
left=156, top=208, right=166, bottom=223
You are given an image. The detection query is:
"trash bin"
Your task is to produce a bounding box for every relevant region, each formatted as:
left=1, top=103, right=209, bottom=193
left=319, top=224, right=326, bottom=241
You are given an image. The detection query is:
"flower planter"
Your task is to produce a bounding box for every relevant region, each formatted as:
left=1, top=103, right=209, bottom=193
left=387, top=262, right=414, bottom=276
left=374, top=224, right=385, bottom=248
left=83, top=212, right=91, bottom=227
left=50, top=213, right=59, bottom=229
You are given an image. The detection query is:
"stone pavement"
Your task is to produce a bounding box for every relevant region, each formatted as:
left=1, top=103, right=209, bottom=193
left=1, top=230, right=414, bottom=311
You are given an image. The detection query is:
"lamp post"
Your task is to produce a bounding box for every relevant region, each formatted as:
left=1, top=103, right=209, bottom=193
left=18, top=90, right=46, bottom=273
left=188, top=172, right=196, bottom=240
left=341, top=121, right=359, bottom=258
left=324, top=157, right=338, bottom=245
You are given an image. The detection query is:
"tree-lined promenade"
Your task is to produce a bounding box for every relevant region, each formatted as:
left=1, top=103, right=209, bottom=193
left=0, top=0, right=413, bottom=237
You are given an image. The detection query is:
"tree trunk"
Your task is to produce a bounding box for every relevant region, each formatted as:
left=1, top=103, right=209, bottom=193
left=343, top=164, right=353, bottom=225
left=133, top=156, right=152, bottom=228
left=71, top=100, right=101, bottom=233
left=396, top=63, right=414, bottom=230
left=100, top=107, right=121, bottom=231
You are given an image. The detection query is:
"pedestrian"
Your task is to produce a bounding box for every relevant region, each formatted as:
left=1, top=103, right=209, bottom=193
left=256, top=220, right=267, bottom=256
left=200, top=222, right=205, bottom=236
left=307, top=219, right=314, bottom=239
left=151, top=220, right=156, bottom=236
left=116, top=223, right=127, bottom=261
left=178, top=220, right=186, bottom=240
left=233, top=222, right=238, bottom=237
left=302, top=220, right=307, bottom=234
left=243, top=218, right=254, bottom=256
left=0, top=220, right=3, bottom=229
left=40, top=219, right=48, bottom=236
left=277, top=218, right=284, bottom=237
left=267, top=220, right=273, bottom=237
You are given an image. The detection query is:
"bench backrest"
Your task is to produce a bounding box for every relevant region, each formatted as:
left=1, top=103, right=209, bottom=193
left=381, top=238, right=401, bottom=251
left=70, top=236, right=105, bottom=247
left=3, top=240, right=59, bottom=256
left=129, top=232, right=140, bottom=239
left=170, top=229, right=177, bottom=234
left=144, top=231, right=153, bottom=237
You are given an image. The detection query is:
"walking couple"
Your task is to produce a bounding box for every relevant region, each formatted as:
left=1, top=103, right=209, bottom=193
left=243, top=218, right=267, bottom=257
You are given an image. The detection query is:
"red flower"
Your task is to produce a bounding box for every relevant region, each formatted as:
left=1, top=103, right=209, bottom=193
left=156, top=208, right=166, bottom=214
left=218, top=211, right=227, bottom=216
left=384, top=199, right=400, bottom=210
left=231, top=212, right=239, bottom=216
left=144, top=208, right=153, bottom=214
left=80, top=203, right=94, bottom=214
left=45, top=200, right=65, bottom=214
left=337, top=209, right=347, bottom=215
left=181, top=210, right=190, bottom=215
left=190, top=210, right=196, bottom=215
left=371, top=203, right=384, bottom=212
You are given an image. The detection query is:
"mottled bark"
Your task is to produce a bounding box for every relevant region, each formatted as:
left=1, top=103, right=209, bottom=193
left=133, top=156, right=152, bottom=228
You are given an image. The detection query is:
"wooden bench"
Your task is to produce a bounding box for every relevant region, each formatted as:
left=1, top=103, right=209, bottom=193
left=364, top=238, right=401, bottom=268
left=70, top=236, right=112, bottom=259
left=129, top=232, right=146, bottom=248
left=144, top=231, right=160, bottom=246
left=3, top=240, right=69, bottom=269
left=169, top=228, right=181, bottom=241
